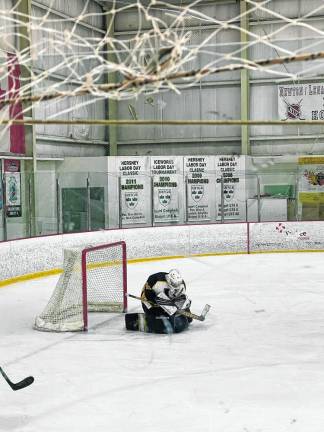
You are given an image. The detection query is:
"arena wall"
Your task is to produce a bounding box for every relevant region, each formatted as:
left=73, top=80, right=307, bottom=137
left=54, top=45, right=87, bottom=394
left=0, top=221, right=323, bottom=286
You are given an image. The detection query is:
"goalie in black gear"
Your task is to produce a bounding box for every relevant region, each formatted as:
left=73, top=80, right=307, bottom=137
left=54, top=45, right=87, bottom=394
left=125, top=269, right=192, bottom=334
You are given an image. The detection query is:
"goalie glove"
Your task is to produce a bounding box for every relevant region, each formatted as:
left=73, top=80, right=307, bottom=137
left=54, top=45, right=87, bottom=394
left=155, top=291, right=178, bottom=316
left=174, top=294, right=191, bottom=311
left=167, top=282, right=186, bottom=300
left=155, top=291, right=191, bottom=316
left=174, top=294, right=193, bottom=323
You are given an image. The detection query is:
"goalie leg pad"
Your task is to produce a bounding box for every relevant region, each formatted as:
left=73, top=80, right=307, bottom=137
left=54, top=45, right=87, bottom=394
left=171, top=314, right=190, bottom=333
left=125, top=313, right=189, bottom=334
left=149, top=315, right=189, bottom=334
left=125, top=313, right=163, bottom=333
left=125, top=313, right=149, bottom=332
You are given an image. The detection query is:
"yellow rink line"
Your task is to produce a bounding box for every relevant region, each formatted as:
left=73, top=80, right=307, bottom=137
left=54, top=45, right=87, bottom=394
left=249, top=249, right=324, bottom=254
left=0, top=249, right=323, bottom=288
left=0, top=252, right=240, bottom=288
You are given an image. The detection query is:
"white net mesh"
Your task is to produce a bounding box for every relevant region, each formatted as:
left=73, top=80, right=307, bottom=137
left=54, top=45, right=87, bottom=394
left=34, top=248, right=84, bottom=332
left=34, top=242, right=126, bottom=332
left=86, top=245, right=125, bottom=312
left=1, top=0, right=324, bottom=126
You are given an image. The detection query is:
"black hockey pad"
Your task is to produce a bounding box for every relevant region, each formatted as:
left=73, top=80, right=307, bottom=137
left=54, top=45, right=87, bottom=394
left=171, top=315, right=190, bottom=333
left=125, top=313, right=189, bottom=334
left=125, top=313, right=144, bottom=331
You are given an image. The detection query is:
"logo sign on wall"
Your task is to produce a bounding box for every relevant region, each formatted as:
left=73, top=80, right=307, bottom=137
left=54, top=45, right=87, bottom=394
left=118, top=157, right=150, bottom=225
left=152, top=158, right=180, bottom=223
left=191, top=185, right=203, bottom=202
left=124, top=192, right=138, bottom=209
left=223, top=184, right=235, bottom=202
left=278, top=83, right=324, bottom=121
left=184, top=156, right=215, bottom=221
left=158, top=189, right=171, bottom=207
left=297, top=156, right=324, bottom=208
left=4, top=159, right=21, bottom=217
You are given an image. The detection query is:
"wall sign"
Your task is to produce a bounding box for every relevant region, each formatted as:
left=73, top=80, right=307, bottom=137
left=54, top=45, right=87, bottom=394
left=184, top=156, right=215, bottom=221
left=4, top=159, right=21, bottom=217
left=278, top=83, right=324, bottom=121
left=151, top=158, right=181, bottom=223
left=216, top=155, right=246, bottom=221
left=297, top=156, right=324, bottom=207
left=118, top=157, right=150, bottom=225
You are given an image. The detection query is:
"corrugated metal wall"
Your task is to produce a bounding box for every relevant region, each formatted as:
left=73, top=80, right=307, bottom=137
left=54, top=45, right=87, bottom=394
left=115, top=0, right=242, bottom=155
left=0, top=0, right=15, bottom=51
left=249, top=0, right=324, bottom=155
left=113, top=0, right=324, bottom=156
left=16, top=0, right=324, bottom=157
left=31, top=0, right=108, bottom=157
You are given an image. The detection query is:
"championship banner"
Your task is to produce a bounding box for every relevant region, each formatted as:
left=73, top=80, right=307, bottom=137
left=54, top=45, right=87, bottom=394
left=184, top=156, right=215, bottom=222
left=118, top=157, right=150, bottom=225
left=151, top=157, right=181, bottom=223
left=4, top=159, right=21, bottom=217
left=278, top=83, right=324, bottom=121
left=215, top=155, right=246, bottom=221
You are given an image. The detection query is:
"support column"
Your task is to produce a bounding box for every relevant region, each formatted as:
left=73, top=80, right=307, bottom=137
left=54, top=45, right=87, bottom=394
left=105, top=13, right=118, bottom=156
left=16, top=0, right=37, bottom=236
left=240, top=0, right=250, bottom=155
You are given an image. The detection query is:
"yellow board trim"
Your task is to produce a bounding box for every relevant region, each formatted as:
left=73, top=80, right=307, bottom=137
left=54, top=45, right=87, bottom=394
left=1, top=249, right=324, bottom=288
left=129, top=255, right=186, bottom=264
left=0, top=268, right=62, bottom=288
left=298, top=156, right=324, bottom=164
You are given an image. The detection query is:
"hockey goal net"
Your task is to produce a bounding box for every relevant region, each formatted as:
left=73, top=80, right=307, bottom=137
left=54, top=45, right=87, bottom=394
left=34, top=241, right=127, bottom=332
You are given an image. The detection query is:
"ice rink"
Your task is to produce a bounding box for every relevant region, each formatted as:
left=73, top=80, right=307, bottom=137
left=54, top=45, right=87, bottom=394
left=1, top=252, right=324, bottom=432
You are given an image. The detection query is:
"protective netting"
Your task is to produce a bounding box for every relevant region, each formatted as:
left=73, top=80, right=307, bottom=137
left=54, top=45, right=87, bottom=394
left=34, top=242, right=126, bottom=332
left=86, top=245, right=125, bottom=312
left=1, top=0, right=324, bottom=125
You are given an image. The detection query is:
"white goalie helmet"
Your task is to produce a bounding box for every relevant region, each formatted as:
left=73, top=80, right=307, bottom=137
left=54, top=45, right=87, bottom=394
left=166, top=269, right=183, bottom=289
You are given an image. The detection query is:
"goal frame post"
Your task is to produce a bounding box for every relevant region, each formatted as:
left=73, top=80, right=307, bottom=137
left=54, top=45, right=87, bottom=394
left=81, top=240, right=128, bottom=331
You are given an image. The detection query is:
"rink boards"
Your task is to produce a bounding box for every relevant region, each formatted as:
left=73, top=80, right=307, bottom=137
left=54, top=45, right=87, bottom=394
left=1, top=221, right=324, bottom=284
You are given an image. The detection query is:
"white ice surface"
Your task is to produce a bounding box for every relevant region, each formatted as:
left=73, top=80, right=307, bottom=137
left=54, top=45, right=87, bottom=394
left=1, top=253, right=324, bottom=432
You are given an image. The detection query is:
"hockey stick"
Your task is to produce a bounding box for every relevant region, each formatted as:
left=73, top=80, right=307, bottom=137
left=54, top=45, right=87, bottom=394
left=128, top=293, right=211, bottom=322
left=0, top=367, right=34, bottom=391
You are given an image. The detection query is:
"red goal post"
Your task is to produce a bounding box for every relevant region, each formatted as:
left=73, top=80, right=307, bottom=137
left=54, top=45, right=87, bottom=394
left=81, top=241, right=128, bottom=330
